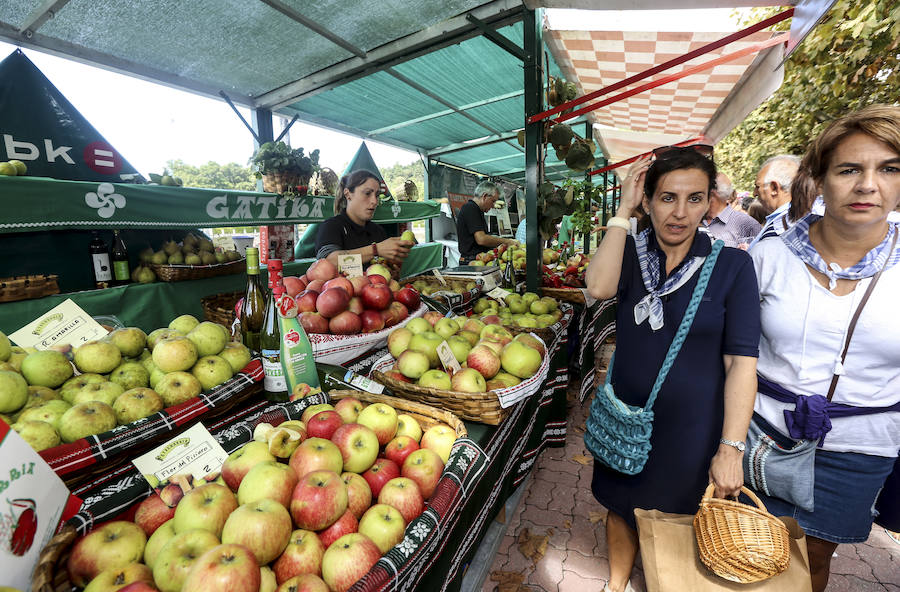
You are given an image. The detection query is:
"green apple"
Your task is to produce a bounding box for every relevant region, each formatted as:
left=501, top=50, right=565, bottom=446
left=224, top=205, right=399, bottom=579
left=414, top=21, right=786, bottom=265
left=396, top=351, right=429, bottom=380
left=18, top=399, right=71, bottom=430
left=506, top=295, right=528, bottom=314
left=218, top=342, right=251, bottom=374
left=172, top=483, right=238, bottom=537
left=185, top=254, right=202, bottom=265
left=446, top=336, right=472, bottom=363
left=59, top=373, right=106, bottom=403
left=155, top=371, right=202, bottom=407
left=539, top=296, right=558, bottom=312
left=187, top=322, right=229, bottom=357
left=150, top=366, right=167, bottom=390
left=74, top=340, right=122, bottom=374
left=387, top=328, right=413, bottom=359
left=529, top=300, right=550, bottom=315
left=106, top=327, right=148, bottom=358
left=144, top=518, right=177, bottom=569
left=168, top=314, right=200, bottom=335
left=417, top=369, right=451, bottom=390
left=73, top=381, right=125, bottom=407
left=450, top=368, right=487, bottom=393
left=109, top=361, right=150, bottom=390
left=191, top=355, right=234, bottom=391
left=12, top=420, right=60, bottom=451
left=20, top=385, right=61, bottom=411
left=516, top=316, right=538, bottom=328
left=404, top=318, right=432, bottom=335
left=152, top=529, right=220, bottom=592
left=395, top=414, right=422, bottom=442
left=433, top=318, right=460, bottom=340
left=147, top=328, right=183, bottom=350
left=83, top=562, right=154, bottom=592
left=0, top=330, right=10, bottom=362
left=0, top=370, right=28, bottom=413
left=20, top=350, right=74, bottom=388
left=152, top=337, right=198, bottom=372
left=500, top=340, right=543, bottom=379
left=407, top=332, right=443, bottom=368
left=400, top=230, right=416, bottom=243
left=58, top=401, right=117, bottom=442
left=168, top=251, right=185, bottom=265
left=66, top=521, right=147, bottom=588
left=521, top=292, right=540, bottom=306
left=114, top=387, right=164, bottom=424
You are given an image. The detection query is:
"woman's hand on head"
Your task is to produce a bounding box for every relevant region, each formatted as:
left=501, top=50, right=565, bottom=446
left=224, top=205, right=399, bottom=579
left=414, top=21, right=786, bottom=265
left=378, top=237, right=413, bottom=262
left=617, top=156, right=652, bottom=217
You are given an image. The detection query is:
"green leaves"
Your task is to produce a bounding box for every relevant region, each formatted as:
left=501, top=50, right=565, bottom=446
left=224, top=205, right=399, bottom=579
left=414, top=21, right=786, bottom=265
left=249, top=141, right=320, bottom=178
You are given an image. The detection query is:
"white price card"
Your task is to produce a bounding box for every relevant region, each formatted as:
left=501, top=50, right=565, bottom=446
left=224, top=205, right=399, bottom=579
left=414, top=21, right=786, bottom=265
left=432, top=269, right=447, bottom=285
left=338, top=254, right=364, bottom=278
left=133, top=423, right=228, bottom=507
left=343, top=370, right=385, bottom=394
left=486, top=287, right=511, bottom=302
left=9, top=299, right=109, bottom=351
left=437, top=340, right=462, bottom=374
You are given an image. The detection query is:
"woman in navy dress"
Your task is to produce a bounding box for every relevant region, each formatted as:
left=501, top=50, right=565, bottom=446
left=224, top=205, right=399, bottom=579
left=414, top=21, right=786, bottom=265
left=585, top=148, right=760, bottom=592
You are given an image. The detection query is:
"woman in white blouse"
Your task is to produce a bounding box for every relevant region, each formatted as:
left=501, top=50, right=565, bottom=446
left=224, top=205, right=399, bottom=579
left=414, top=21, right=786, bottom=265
left=748, top=104, right=900, bottom=592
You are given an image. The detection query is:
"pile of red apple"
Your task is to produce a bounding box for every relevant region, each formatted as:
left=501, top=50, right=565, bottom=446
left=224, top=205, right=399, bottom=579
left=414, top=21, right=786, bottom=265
left=283, top=260, right=422, bottom=336
left=65, top=395, right=456, bottom=592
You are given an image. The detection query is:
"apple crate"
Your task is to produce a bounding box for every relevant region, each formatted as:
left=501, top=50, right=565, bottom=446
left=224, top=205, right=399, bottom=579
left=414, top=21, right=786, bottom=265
left=31, top=391, right=471, bottom=592
left=149, top=257, right=246, bottom=282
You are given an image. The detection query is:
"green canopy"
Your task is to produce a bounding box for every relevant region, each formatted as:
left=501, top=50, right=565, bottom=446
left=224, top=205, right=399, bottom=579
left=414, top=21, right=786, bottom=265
left=0, top=176, right=440, bottom=233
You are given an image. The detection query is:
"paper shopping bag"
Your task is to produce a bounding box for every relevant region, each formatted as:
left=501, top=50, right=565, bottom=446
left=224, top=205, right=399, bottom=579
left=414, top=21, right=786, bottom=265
left=634, top=508, right=811, bottom=592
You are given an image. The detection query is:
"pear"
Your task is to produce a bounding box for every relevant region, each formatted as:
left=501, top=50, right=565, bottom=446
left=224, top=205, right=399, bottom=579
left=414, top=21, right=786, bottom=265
left=200, top=252, right=217, bottom=265
left=162, top=240, right=180, bottom=256
left=131, top=266, right=141, bottom=282
left=137, top=267, right=156, bottom=284
left=139, top=247, right=155, bottom=263
left=225, top=250, right=241, bottom=262
left=214, top=251, right=227, bottom=263
left=185, top=254, right=202, bottom=265
left=183, top=234, right=199, bottom=247
left=151, top=251, right=168, bottom=265
left=168, top=251, right=185, bottom=265
left=199, top=239, right=215, bottom=253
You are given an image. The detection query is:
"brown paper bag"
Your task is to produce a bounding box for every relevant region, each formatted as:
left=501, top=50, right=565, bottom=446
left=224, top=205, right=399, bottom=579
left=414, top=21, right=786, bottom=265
left=634, top=509, right=812, bottom=592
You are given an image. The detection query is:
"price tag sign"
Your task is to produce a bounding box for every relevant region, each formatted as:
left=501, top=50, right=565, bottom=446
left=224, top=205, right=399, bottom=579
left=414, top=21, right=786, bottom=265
left=437, top=340, right=462, bottom=374
left=342, top=370, right=385, bottom=394
left=133, top=423, right=228, bottom=507
left=432, top=269, right=447, bottom=285
left=486, top=286, right=511, bottom=303
left=9, top=299, right=108, bottom=351
left=338, top=254, right=364, bottom=278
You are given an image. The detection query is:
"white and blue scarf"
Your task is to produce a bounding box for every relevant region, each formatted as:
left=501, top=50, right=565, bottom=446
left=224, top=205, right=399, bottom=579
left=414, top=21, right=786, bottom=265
left=781, top=214, right=900, bottom=290
left=633, top=229, right=711, bottom=331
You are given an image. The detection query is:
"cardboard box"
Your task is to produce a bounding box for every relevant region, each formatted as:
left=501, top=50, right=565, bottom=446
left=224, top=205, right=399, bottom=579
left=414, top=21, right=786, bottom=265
left=260, top=225, right=295, bottom=265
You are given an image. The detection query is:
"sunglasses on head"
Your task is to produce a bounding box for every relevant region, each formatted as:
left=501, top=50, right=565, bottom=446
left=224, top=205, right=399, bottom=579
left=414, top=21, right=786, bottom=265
left=651, top=144, right=714, bottom=160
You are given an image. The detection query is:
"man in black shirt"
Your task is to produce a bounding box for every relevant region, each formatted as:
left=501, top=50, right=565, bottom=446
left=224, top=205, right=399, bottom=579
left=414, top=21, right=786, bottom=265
left=457, top=181, right=517, bottom=263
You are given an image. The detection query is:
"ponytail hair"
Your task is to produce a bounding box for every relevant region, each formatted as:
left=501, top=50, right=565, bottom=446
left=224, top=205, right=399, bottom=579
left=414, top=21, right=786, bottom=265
left=335, top=169, right=380, bottom=215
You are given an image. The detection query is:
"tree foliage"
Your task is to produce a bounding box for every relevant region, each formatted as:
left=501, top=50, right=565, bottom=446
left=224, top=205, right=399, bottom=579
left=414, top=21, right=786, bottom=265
left=166, top=159, right=256, bottom=191
left=380, top=161, right=425, bottom=198
left=717, top=0, right=899, bottom=190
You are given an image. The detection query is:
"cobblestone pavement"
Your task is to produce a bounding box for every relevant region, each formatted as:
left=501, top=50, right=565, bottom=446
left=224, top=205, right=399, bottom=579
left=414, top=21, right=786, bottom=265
left=481, top=389, right=900, bottom=592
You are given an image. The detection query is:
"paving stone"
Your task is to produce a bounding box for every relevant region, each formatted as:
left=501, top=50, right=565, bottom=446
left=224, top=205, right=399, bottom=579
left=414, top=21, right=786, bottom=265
left=855, top=544, right=899, bottom=585
left=563, top=548, right=610, bottom=580
left=558, top=569, right=606, bottom=592
left=497, top=533, right=516, bottom=556
left=548, top=484, right=577, bottom=513
left=831, top=547, right=876, bottom=579
left=524, top=478, right=556, bottom=510
left=503, top=545, right=537, bottom=576
left=521, top=505, right=570, bottom=527
left=529, top=547, right=565, bottom=591
left=825, top=575, right=890, bottom=591
left=866, top=528, right=900, bottom=551
left=488, top=551, right=508, bottom=571
left=566, top=515, right=600, bottom=556
left=535, top=467, right=579, bottom=487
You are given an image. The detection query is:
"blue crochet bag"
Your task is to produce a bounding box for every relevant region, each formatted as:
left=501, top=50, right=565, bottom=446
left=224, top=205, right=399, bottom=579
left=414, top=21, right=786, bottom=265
left=585, top=240, right=723, bottom=475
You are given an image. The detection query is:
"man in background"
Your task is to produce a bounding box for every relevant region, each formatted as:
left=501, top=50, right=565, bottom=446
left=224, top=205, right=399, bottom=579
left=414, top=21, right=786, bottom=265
left=749, top=154, right=801, bottom=248
left=456, top=180, right=517, bottom=264
left=702, top=173, right=761, bottom=247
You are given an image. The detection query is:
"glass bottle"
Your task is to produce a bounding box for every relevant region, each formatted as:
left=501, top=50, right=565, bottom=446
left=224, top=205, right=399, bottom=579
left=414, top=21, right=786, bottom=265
left=260, top=259, right=288, bottom=401
left=240, top=247, right=265, bottom=356
left=89, top=231, right=112, bottom=289
left=502, top=249, right=516, bottom=290
left=316, top=362, right=386, bottom=395
left=111, top=230, right=130, bottom=286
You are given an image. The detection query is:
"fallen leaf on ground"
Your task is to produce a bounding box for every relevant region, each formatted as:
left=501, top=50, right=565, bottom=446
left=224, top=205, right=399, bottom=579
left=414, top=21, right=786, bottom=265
left=573, top=425, right=585, bottom=435
left=490, top=570, right=526, bottom=592
left=589, top=510, right=605, bottom=524
left=571, top=454, right=592, bottom=465
left=517, top=528, right=549, bottom=564
left=563, top=519, right=572, bottom=529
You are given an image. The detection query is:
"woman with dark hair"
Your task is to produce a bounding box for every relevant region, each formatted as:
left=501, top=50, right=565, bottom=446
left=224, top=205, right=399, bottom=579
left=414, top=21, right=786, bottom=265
left=314, top=169, right=413, bottom=266
left=584, top=147, right=760, bottom=592
left=748, top=104, right=900, bottom=592
left=746, top=199, right=770, bottom=225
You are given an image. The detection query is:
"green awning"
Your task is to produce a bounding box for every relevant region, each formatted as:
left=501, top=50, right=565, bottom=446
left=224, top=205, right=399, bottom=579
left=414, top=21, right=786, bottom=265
left=0, top=176, right=439, bottom=233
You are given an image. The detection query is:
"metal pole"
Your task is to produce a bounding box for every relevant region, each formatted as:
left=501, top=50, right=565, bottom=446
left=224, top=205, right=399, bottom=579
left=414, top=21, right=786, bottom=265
left=583, top=121, right=592, bottom=254
left=523, top=7, right=543, bottom=293
left=252, top=109, right=275, bottom=193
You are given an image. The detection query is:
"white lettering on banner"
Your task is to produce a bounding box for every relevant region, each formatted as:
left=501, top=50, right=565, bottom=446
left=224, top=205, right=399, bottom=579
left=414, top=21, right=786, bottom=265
left=3, top=134, right=39, bottom=160
left=44, top=139, right=74, bottom=164
left=233, top=195, right=256, bottom=219
left=85, top=183, right=126, bottom=218
left=257, top=196, right=277, bottom=218
left=206, top=195, right=229, bottom=219
left=275, top=197, right=288, bottom=219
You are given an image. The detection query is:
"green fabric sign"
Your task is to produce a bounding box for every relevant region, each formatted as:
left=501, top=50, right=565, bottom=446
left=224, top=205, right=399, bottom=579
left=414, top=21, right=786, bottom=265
left=0, top=176, right=439, bottom=233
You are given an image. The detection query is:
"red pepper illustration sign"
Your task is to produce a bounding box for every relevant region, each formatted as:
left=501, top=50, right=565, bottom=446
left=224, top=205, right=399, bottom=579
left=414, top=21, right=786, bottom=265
left=7, top=498, right=37, bottom=556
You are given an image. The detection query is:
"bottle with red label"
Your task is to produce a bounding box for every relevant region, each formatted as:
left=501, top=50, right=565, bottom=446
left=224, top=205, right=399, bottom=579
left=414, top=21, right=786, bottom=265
left=260, top=259, right=288, bottom=401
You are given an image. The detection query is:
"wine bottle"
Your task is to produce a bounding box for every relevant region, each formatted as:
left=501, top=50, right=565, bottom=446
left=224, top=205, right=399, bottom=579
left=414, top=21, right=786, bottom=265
left=111, top=230, right=130, bottom=286
left=260, top=259, right=288, bottom=401
left=316, top=362, right=387, bottom=395
left=420, top=293, right=451, bottom=316
left=89, top=231, right=112, bottom=289
left=240, top=247, right=265, bottom=356
left=502, top=251, right=516, bottom=290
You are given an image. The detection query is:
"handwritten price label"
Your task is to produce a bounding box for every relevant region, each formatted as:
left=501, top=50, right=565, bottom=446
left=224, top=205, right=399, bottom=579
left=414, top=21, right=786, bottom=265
left=432, top=269, right=447, bottom=285
left=437, top=341, right=462, bottom=374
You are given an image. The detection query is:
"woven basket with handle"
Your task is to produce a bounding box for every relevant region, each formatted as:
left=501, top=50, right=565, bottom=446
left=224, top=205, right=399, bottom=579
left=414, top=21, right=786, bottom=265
left=201, top=290, right=243, bottom=326
left=694, top=483, right=791, bottom=583
left=540, top=286, right=585, bottom=304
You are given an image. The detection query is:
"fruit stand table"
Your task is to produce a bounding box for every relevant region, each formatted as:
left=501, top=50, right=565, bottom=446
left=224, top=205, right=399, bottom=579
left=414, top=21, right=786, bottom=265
left=0, top=243, right=443, bottom=334
left=575, top=296, right=617, bottom=402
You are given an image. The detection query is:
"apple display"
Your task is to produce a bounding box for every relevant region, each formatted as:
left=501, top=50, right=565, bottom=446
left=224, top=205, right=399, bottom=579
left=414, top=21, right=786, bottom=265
left=486, top=372, right=521, bottom=391
left=147, top=328, right=183, bottom=350
left=404, top=318, right=431, bottom=335
left=135, top=493, right=177, bottom=536
left=417, top=369, right=451, bottom=390
left=366, top=264, right=391, bottom=282
left=109, top=361, right=151, bottom=390
left=107, top=327, right=148, bottom=358
left=283, top=276, right=305, bottom=298
left=296, top=290, right=320, bottom=314
left=384, top=436, right=419, bottom=467
left=74, top=340, right=122, bottom=375
left=300, top=404, right=334, bottom=424
left=349, top=275, right=370, bottom=295
left=18, top=399, right=70, bottom=429
left=273, top=529, right=325, bottom=584
left=433, top=318, right=459, bottom=340
left=222, top=440, right=276, bottom=491
left=361, top=458, right=401, bottom=498
left=113, top=387, right=164, bottom=424
left=269, top=427, right=304, bottom=458
left=306, top=259, right=338, bottom=282
left=396, top=350, right=429, bottom=380
left=333, top=397, right=363, bottom=424
left=328, top=311, right=362, bottom=335
left=513, top=333, right=546, bottom=357
left=356, top=403, right=398, bottom=446
left=465, top=345, right=501, bottom=380
left=221, top=498, right=292, bottom=565
left=59, top=373, right=105, bottom=403
left=401, top=448, right=444, bottom=499
left=323, top=276, right=354, bottom=296
left=154, top=371, right=203, bottom=407
left=290, top=470, right=348, bottom=531
left=407, top=332, right=443, bottom=368
left=20, top=350, right=74, bottom=388
left=446, top=336, right=472, bottom=364
left=340, top=472, right=372, bottom=519
left=393, top=287, right=420, bottom=312
left=476, top=339, right=503, bottom=356
left=152, top=337, right=198, bottom=373
left=67, top=521, right=147, bottom=587
left=237, top=460, right=299, bottom=508
left=289, top=437, right=343, bottom=478
left=420, top=424, right=456, bottom=464
left=359, top=310, right=385, bottom=333
left=358, top=504, right=406, bottom=554
left=82, top=562, right=154, bottom=592
left=450, top=368, right=487, bottom=394
left=500, top=340, right=542, bottom=379
left=168, top=314, right=200, bottom=335
left=72, top=381, right=125, bottom=407
left=320, top=533, right=381, bottom=592
left=172, top=483, right=238, bottom=537
left=299, top=312, right=329, bottom=335
left=480, top=324, right=513, bottom=345
left=360, top=284, right=392, bottom=311
left=395, top=414, right=423, bottom=442
left=381, top=301, right=409, bottom=328
left=317, top=509, right=359, bottom=548
left=378, top=477, right=425, bottom=524
left=11, top=420, right=59, bottom=451
left=261, top=565, right=278, bottom=592
left=346, top=296, right=365, bottom=315
left=191, top=355, right=234, bottom=390
left=423, top=311, right=444, bottom=327
left=330, top=423, right=378, bottom=473
left=316, top=288, right=350, bottom=319
left=276, top=573, right=330, bottom=592
left=59, top=401, right=117, bottom=443
left=386, top=328, right=413, bottom=359
left=179, top=543, right=260, bottom=592
left=144, top=519, right=177, bottom=569
left=462, top=318, right=486, bottom=335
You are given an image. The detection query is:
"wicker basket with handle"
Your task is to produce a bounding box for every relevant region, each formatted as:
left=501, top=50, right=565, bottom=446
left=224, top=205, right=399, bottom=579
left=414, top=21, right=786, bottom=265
left=329, top=389, right=467, bottom=439
left=201, top=290, right=243, bottom=326
left=693, top=483, right=791, bottom=583
left=540, top=286, right=585, bottom=304
left=149, top=258, right=246, bottom=282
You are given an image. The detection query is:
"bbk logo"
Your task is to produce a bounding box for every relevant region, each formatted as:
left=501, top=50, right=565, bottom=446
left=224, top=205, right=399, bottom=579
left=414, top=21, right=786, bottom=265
left=3, top=134, right=124, bottom=175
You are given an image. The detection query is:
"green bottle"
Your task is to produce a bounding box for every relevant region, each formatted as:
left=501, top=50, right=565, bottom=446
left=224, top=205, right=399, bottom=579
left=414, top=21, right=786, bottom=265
left=260, top=259, right=288, bottom=401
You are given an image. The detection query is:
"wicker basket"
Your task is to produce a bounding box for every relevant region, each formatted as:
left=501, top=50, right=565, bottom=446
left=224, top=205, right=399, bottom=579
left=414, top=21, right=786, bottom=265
left=32, top=522, right=77, bottom=592
left=149, top=258, right=246, bottom=282
left=329, top=389, right=467, bottom=439
left=262, top=171, right=310, bottom=195
left=694, top=484, right=791, bottom=583
left=0, top=274, right=60, bottom=303
left=201, top=290, right=243, bottom=326
left=540, top=286, right=585, bottom=304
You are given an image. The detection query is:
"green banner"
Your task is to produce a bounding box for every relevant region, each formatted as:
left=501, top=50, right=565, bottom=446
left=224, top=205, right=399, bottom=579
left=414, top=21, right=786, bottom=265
left=0, top=176, right=440, bottom=233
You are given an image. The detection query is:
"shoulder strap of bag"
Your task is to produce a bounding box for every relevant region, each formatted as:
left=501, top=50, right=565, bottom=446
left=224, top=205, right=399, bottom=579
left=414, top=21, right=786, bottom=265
left=642, top=240, right=724, bottom=412
left=826, top=229, right=898, bottom=401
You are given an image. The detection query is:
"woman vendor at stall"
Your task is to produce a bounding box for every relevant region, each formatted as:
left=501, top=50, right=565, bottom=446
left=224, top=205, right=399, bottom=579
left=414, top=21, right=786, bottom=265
left=315, top=169, right=414, bottom=265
